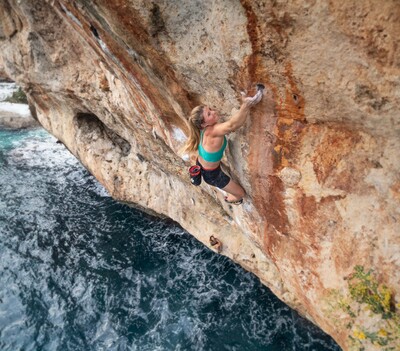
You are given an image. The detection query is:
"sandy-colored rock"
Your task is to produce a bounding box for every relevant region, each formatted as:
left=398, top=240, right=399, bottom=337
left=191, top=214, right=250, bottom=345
left=0, top=109, right=38, bottom=129
left=0, top=62, right=12, bottom=82
left=1, top=1, right=399, bottom=349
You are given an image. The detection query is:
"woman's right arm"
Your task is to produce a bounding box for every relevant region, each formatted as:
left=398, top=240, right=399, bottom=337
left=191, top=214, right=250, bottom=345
left=211, top=90, right=263, bottom=136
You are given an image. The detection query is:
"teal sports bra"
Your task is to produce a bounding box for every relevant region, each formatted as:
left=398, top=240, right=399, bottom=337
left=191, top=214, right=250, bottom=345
left=198, top=130, right=227, bottom=162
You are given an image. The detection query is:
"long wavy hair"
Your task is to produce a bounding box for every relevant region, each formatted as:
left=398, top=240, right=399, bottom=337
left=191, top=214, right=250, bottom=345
left=182, top=105, right=204, bottom=153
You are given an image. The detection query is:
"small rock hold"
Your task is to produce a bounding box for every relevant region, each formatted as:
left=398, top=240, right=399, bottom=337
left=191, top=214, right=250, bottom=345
left=328, top=220, right=337, bottom=227
left=136, top=153, right=145, bottom=162
left=279, top=167, right=301, bottom=187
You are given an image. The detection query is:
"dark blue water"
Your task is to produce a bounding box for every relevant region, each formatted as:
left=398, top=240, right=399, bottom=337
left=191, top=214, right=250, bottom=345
left=0, top=128, right=341, bottom=351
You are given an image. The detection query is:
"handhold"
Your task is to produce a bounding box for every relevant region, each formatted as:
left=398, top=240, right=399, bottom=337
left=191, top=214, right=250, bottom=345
left=256, top=83, right=265, bottom=91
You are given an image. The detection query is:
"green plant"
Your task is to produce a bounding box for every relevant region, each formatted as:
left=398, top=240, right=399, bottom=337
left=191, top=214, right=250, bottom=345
left=348, top=265, right=394, bottom=319
left=328, top=266, right=400, bottom=351
left=4, top=87, right=28, bottom=104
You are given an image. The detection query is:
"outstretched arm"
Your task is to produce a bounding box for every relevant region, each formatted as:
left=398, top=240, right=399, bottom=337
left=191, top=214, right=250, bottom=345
left=211, top=88, right=263, bottom=136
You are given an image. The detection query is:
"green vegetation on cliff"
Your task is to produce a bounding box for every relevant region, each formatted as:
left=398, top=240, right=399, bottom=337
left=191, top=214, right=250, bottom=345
left=4, top=87, right=28, bottom=104
left=328, top=266, right=400, bottom=351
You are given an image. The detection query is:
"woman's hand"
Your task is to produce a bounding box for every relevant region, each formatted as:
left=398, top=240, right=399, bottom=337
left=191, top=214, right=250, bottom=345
left=209, top=84, right=265, bottom=136
left=241, top=88, right=263, bottom=108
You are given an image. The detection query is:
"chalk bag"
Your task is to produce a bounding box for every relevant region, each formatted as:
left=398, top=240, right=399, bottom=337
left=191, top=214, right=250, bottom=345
left=189, top=165, right=202, bottom=186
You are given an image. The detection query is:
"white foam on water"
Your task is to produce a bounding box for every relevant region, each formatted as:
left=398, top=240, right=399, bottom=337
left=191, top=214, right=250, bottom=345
left=0, top=82, right=17, bottom=100
left=9, top=134, right=77, bottom=169
left=0, top=129, right=340, bottom=351
left=92, top=312, right=123, bottom=350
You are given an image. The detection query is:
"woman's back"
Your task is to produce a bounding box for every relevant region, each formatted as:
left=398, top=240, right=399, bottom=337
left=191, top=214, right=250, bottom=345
left=198, top=128, right=227, bottom=167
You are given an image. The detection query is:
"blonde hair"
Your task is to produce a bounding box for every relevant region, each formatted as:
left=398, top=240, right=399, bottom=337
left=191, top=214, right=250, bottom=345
left=182, top=105, right=204, bottom=153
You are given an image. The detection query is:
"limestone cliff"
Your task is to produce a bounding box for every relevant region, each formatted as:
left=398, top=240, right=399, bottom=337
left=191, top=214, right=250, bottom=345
left=1, top=1, right=399, bottom=349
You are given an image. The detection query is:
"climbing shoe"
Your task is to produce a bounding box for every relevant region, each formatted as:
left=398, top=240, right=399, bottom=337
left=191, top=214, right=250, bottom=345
left=224, top=197, right=243, bottom=205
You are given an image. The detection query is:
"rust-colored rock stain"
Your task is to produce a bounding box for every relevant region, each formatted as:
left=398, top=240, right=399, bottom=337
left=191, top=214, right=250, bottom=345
left=312, top=125, right=361, bottom=188
left=239, top=0, right=260, bottom=85
left=273, top=63, right=306, bottom=167
left=238, top=2, right=313, bottom=257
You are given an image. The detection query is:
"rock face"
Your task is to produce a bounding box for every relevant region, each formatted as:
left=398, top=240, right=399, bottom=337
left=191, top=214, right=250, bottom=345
left=1, top=1, right=399, bottom=349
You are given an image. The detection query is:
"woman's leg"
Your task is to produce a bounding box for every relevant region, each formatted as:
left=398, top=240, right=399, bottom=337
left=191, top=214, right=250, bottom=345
left=198, top=161, right=245, bottom=202
left=222, top=179, right=245, bottom=202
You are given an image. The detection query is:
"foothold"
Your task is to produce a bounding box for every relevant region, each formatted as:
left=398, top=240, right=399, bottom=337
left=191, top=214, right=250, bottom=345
left=209, top=235, right=222, bottom=253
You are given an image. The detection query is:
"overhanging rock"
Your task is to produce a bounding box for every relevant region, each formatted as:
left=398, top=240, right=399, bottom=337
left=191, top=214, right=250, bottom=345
left=1, top=1, right=399, bottom=349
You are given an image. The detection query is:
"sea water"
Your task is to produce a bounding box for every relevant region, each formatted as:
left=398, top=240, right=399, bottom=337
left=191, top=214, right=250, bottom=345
left=0, top=128, right=341, bottom=351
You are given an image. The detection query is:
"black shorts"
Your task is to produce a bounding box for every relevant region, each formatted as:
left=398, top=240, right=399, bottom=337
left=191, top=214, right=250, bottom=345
left=197, top=160, right=230, bottom=189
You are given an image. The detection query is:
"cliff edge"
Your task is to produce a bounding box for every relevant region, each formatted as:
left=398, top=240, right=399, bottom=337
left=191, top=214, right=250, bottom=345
left=1, top=1, right=399, bottom=349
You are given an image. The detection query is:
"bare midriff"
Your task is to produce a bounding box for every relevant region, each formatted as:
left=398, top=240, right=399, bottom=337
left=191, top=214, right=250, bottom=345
left=197, top=156, right=221, bottom=170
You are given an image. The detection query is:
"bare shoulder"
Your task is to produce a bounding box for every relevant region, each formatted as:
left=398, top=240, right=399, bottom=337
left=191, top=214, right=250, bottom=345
left=208, top=121, right=234, bottom=137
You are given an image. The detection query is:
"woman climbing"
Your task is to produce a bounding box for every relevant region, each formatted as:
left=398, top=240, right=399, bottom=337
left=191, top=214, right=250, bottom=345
left=183, top=85, right=264, bottom=205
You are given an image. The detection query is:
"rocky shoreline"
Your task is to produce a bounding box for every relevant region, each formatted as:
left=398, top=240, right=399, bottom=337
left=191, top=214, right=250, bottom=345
left=0, top=83, right=39, bottom=129
left=0, top=109, right=39, bottom=129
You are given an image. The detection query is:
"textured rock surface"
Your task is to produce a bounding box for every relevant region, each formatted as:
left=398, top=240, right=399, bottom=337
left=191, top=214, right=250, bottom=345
left=1, top=1, right=399, bottom=349
left=0, top=65, right=12, bottom=82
